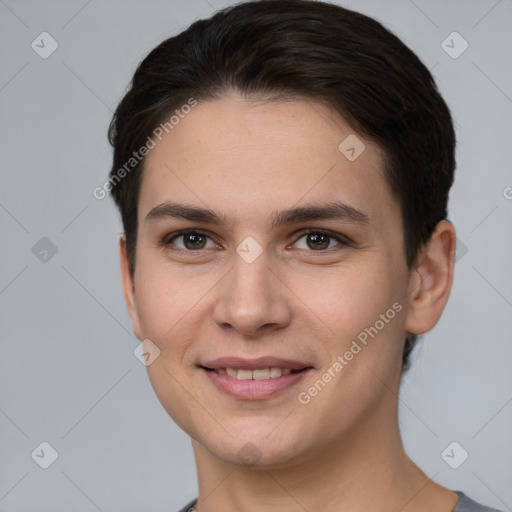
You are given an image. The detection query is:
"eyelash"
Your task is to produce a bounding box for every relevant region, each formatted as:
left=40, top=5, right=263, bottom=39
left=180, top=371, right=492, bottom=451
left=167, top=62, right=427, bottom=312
left=163, top=229, right=351, bottom=253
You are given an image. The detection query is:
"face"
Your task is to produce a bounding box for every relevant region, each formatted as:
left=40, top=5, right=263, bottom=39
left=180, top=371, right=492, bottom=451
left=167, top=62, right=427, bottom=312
left=121, top=93, right=418, bottom=467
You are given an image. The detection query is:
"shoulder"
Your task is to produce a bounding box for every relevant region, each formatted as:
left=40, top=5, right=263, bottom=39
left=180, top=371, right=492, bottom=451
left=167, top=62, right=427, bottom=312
left=176, top=498, right=198, bottom=512
left=453, top=491, right=505, bottom=512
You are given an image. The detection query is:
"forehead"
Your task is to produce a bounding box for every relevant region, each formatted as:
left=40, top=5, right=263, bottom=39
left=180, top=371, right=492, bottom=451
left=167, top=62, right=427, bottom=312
left=138, top=94, right=396, bottom=231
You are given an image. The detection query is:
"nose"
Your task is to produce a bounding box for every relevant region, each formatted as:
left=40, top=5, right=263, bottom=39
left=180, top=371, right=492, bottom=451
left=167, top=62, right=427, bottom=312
left=212, top=248, right=293, bottom=337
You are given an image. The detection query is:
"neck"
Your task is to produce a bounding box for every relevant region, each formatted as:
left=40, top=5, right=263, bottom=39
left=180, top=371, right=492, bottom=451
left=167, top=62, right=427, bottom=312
left=191, top=390, right=457, bottom=512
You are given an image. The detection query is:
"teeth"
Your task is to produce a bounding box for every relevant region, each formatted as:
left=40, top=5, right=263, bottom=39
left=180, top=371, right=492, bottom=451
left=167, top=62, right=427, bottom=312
left=215, top=367, right=295, bottom=380
left=237, top=369, right=253, bottom=380
left=270, top=367, right=282, bottom=378
left=253, top=369, right=270, bottom=380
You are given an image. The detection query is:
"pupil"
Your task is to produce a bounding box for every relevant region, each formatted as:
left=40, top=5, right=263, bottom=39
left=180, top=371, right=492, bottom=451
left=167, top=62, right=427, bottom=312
left=185, top=233, right=205, bottom=250
left=308, top=233, right=329, bottom=250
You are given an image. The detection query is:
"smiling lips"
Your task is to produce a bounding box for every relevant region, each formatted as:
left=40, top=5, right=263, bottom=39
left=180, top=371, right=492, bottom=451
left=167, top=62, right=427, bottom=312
left=214, top=367, right=294, bottom=380
left=201, top=355, right=313, bottom=379
left=200, top=356, right=314, bottom=399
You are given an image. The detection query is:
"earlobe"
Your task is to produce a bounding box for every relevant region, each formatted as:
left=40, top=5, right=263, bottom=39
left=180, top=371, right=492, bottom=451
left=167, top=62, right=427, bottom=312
left=119, top=235, right=143, bottom=340
left=405, top=220, right=456, bottom=335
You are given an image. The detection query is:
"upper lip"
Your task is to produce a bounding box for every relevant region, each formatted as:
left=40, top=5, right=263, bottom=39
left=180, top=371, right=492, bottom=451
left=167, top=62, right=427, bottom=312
left=201, top=356, right=313, bottom=371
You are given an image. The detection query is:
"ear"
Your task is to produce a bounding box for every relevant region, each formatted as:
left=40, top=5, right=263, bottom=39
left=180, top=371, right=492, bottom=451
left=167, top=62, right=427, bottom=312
left=119, top=235, right=143, bottom=340
left=405, top=220, right=456, bottom=335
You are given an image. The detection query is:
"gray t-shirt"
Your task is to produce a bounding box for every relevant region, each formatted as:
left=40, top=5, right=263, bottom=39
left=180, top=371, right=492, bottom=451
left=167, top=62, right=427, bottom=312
left=176, top=491, right=505, bottom=512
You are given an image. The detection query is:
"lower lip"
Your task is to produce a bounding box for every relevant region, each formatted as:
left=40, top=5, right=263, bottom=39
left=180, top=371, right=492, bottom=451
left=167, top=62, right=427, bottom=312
left=201, top=368, right=312, bottom=400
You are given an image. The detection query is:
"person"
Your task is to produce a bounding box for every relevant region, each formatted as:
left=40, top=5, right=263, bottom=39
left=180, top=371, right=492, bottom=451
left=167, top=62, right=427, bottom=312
left=107, top=1, right=504, bottom=510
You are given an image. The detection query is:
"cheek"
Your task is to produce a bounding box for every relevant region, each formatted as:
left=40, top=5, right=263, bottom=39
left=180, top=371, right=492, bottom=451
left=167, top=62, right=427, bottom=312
left=133, top=267, right=205, bottom=429
left=132, top=265, right=206, bottom=372
left=294, top=263, right=403, bottom=343
left=134, top=259, right=204, bottom=335
left=293, top=265, right=406, bottom=425
left=293, top=264, right=408, bottom=399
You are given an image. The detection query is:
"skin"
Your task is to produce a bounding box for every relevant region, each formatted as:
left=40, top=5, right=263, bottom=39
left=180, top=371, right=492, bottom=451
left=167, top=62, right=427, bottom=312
left=120, top=92, right=458, bottom=511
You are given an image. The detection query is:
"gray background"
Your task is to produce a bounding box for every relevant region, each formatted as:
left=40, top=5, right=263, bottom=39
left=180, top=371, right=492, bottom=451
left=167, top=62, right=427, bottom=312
left=1, top=0, right=511, bottom=510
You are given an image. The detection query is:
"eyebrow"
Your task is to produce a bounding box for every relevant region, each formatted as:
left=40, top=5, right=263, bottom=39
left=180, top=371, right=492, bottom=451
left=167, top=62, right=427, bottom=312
left=144, top=201, right=371, bottom=228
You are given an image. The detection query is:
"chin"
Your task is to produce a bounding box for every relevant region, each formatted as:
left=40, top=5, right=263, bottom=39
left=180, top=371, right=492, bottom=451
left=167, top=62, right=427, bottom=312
left=195, top=421, right=314, bottom=469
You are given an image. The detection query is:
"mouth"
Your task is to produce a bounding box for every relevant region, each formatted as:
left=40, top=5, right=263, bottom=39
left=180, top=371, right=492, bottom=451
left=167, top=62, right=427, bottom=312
left=200, top=366, right=311, bottom=380
left=198, top=357, right=314, bottom=400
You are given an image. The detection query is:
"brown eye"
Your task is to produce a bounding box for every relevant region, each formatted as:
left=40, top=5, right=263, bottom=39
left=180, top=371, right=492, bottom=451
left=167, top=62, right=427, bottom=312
left=293, top=230, right=348, bottom=251
left=305, top=233, right=330, bottom=250
left=183, top=233, right=207, bottom=250
left=167, top=231, right=216, bottom=251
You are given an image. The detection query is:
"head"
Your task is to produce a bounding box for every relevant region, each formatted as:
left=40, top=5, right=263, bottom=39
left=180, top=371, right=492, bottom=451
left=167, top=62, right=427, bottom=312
left=108, top=0, right=456, bottom=466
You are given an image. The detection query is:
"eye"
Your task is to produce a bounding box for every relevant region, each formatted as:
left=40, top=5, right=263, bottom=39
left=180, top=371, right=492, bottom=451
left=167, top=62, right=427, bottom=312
left=162, top=228, right=351, bottom=254
left=292, top=230, right=350, bottom=251
left=166, top=230, right=218, bottom=251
